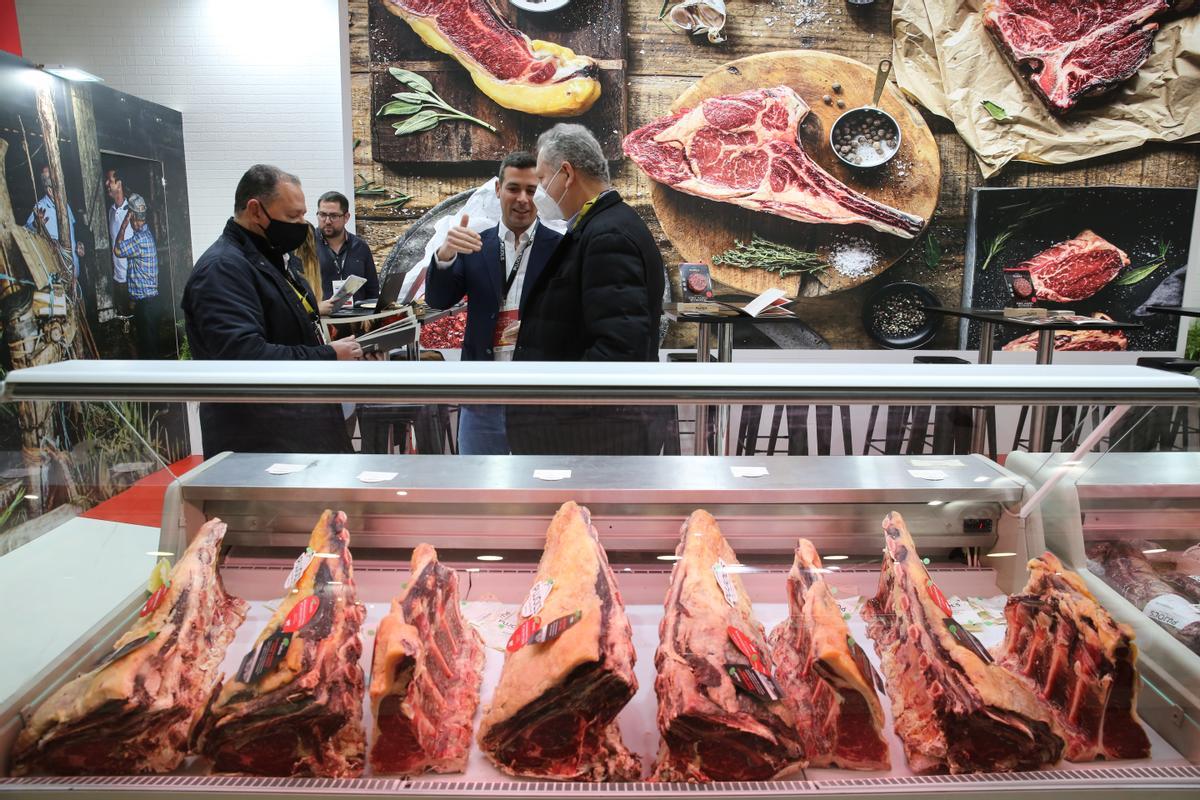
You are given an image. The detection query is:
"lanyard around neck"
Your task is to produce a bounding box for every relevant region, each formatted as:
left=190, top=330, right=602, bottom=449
left=499, top=232, right=534, bottom=300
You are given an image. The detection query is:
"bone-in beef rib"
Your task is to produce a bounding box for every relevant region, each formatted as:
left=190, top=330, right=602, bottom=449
left=982, top=0, right=1196, bottom=114
left=863, top=512, right=1064, bottom=773
left=1005, top=230, right=1129, bottom=303
left=369, top=544, right=484, bottom=775
left=623, top=86, right=925, bottom=239
left=194, top=510, right=366, bottom=777
left=12, top=519, right=247, bottom=775
left=995, top=551, right=1151, bottom=761
left=653, top=510, right=804, bottom=782
left=1002, top=313, right=1128, bottom=352
left=768, top=539, right=890, bottom=771
left=381, top=0, right=600, bottom=116
left=477, top=501, right=640, bottom=781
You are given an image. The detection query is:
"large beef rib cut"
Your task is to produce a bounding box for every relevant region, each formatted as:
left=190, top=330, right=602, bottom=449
left=982, top=0, right=1197, bottom=114
left=1002, top=313, right=1128, bottom=352
left=12, top=519, right=248, bottom=775
left=1006, top=230, right=1129, bottom=303
left=194, top=510, right=366, bottom=777
left=768, top=539, right=891, bottom=771
left=863, top=512, right=1064, bottom=773
left=369, top=544, right=485, bottom=775
left=382, top=0, right=600, bottom=116
left=623, top=86, right=925, bottom=239
left=653, top=510, right=804, bottom=781
left=476, top=501, right=640, bottom=780
left=1087, top=540, right=1200, bottom=655
left=995, top=551, right=1151, bottom=761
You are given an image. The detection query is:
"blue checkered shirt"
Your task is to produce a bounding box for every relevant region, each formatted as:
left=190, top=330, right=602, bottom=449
left=114, top=227, right=158, bottom=300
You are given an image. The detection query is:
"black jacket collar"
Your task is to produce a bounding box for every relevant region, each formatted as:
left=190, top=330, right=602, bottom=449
left=573, top=189, right=623, bottom=235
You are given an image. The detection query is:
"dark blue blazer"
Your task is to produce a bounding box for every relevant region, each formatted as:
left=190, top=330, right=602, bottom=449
left=424, top=223, right=561, bottom=361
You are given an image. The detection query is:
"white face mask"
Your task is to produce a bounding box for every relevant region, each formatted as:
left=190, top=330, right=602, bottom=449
left=533, top=166, right=567, bottom=221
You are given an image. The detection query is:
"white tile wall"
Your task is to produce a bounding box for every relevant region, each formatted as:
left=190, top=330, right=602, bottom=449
left=15, top=0, right=354, bottom=261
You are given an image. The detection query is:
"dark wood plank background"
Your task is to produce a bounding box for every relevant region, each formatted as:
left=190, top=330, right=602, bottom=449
left=349, top=0, right=1200, bottom=349
left=368, top=0, right=627, bottom=164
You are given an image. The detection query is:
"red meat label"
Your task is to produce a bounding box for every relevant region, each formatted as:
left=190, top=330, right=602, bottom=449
left=506, top=616, right=541, bottom=652
left=283, top=595, right=320, bottom=633
left=727, top=626, right=768, bottom=674
left=926, top=579, right=953, bottom=617
left=529, top=610, right=583, bottom=645
left=139, top=584, right=169, bottom=618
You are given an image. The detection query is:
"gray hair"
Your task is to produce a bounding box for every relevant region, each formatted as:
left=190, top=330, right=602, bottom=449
left=536, top=124, right=609, bottom=184
left=234, top=164, right=300, bottom=214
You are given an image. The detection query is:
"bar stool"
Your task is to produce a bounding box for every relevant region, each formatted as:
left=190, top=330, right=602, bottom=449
left=738, top=405, right=853, bottom=456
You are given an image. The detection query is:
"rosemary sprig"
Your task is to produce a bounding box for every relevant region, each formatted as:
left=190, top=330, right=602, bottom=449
left=712, top=234, right=827, bottom=278
left=378, top=68, right=496, bottom=135
left=1115, top=240, right=1170, bottom=286
left=1186, top=319, right=1200, bottom=361
left=979, top=230, right=1011, bottom=271
left=979, top=200, right=1055, bottom=270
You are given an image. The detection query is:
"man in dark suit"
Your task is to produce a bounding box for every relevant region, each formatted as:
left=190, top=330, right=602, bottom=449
left=507, top=124, right=668, bottom=455
left=425, top=152, right=562, bottom=454
left=182, top=164, right=363, bottom=457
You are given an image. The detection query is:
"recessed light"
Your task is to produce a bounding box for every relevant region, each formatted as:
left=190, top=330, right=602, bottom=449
left=656, top=554, right=681, bottom=561
left=987, top=552, right=1017, bottom=558
left=145, top=551, right=173, bottom=557
left=824, top=555, right=849, bottom=561
left=477, top=554, right=504, bottom=562
left=24, top=494, right=39, bottom=500
left=622, top=567, right=633, bottom=572
left=927, top=500, right=945, bottom=506
left=827, top=565, right=840, bottom=571
left=395, top=490, right=408, bottom=496
left=313, top=553, right=340, bottom=559
left=1141, top=548, right=1167, bottom=555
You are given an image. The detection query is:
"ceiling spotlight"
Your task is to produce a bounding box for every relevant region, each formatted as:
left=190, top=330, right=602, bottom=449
left=656, top=554, right=681, bottom=561
left=824, top=555, right=849, bottom=561
left=986, top=552, right=1017, bottom=558
left=1141, top=548, right=1167, bottom=555
left=476, top=554, right=504, bottom=562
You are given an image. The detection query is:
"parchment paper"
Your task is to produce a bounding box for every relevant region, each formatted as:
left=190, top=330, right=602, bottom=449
left=892, top=0, right=1200, bottom=177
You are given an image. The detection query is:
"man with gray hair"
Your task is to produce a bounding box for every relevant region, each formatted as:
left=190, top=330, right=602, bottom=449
left=507, top=123, right=668, bottom=454
left=183, top=164, right=362, bottom=457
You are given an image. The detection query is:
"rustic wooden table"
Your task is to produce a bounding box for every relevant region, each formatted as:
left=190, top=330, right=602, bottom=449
left=348, top=0, right=1200, bottom=350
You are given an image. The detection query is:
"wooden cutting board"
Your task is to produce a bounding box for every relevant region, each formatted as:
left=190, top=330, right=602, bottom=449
left=648, top=51, right=940, bottom=298
left=368, top=0, right=626, bottom=167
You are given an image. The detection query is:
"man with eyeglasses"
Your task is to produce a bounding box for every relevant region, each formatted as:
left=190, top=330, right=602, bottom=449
left=315, top=191, right=378, bottom=304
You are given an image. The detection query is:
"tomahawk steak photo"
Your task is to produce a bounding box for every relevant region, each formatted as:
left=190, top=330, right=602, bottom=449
left=476, top=501, right=641, bottom=781
left=863, top=512, right=1065, bottom=773
left=1004, top=230, right=1129, bottom=304
left=193, top=510, right=367, bottom=777
left=995, top=552, right=1152, bottom=762
left=653, top=510, right=805, bottom=781
left=624, top=86, right=926, bottom=239
left=369, top=544, right=485, bottom=775
left=12, top=520, right=248, bottom=776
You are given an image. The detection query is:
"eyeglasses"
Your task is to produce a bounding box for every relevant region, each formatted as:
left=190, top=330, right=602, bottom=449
left=316, top=212, right=345, bottom=221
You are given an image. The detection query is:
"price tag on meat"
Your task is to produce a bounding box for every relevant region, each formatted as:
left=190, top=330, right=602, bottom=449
left=727, top=626, right=769, bottom=674
left=94, top=631, right=158, bottom=669
left=244, top=630, right=293, bottom=683
left=529, top=610, right=583, bottom=645
left=506, top=616, right=541, bottom=652
left=713, top=559, right=740, bottom=607
left=520, top=579, right=554, bottom=618
left=283, top=594, right=320, bottom=633
left=727, top=663, right=780, bottom=701
left=926, top=578, right=953, bottom=617
left=139, top=583, right=170, bottom=618
left=284, top=547, right=315, bottom=590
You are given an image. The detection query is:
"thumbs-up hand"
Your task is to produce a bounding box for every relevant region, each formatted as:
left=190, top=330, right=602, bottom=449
left=436, top=212, right=483, bottom=262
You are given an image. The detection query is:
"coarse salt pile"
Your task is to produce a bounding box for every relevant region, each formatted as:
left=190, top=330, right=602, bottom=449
left=831, top=242, right=879, bottom=278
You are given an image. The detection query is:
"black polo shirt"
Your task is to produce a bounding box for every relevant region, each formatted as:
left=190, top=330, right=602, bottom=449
left=317, top=230, right=379, bottom=301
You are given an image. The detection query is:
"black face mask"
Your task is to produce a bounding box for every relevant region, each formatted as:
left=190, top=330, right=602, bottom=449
left=261, top=209, right=309, bottom=254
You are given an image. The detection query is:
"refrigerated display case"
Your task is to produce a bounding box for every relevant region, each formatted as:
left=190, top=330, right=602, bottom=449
left=0, top=360, right=1198, bottom=798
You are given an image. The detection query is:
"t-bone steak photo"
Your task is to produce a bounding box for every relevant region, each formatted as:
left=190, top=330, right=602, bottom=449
left=194, top=510, right=366, bottom=777
left=653, top=510, right=804, bottom=782
left=768, top=539, right=890, bottom=771
left=982, top=0, right=1198, bottom=114
left=624, top=86, right=926, bottom=239
left=382, top=0, right=601, bottom=116
left=476, top=501, right=640, bottom=781
left=995, top=552, right=1151, bottom=762
left=1004, top=230, right=1129, bottom=303
left=863, top=512, right=1065, bottom=774
left=11, top=519, right=248, bottom=776
left=369, top=544, right=485, bottom=775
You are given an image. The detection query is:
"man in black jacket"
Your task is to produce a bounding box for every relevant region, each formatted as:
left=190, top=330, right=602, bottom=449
left=183, top=164, right=363, bottom=457
left=507, top=124, right=668, bottom=455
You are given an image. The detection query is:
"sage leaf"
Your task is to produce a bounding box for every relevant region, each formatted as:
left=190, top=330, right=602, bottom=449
left=923, top=234, right=942, bottom=270
left=388, top=67, right=433, bottom=94
left=393, top=110, right=440, bottom=136
left=377, top=100, right=421, bottom=117
left=377, top=195, right=413, bottom=208
left=1115, top=262, right=1165, bottom=286
left=391, top=91, right=430, bottom=105
left=981, top=100, right=1009, bottom=121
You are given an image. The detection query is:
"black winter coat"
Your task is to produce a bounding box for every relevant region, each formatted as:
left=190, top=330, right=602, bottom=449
left=507, top=191, right=669, bottom=455
left=182, top=218, right=351, bottom=457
